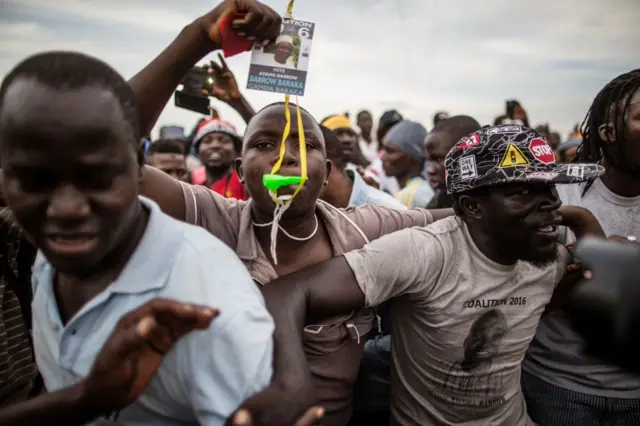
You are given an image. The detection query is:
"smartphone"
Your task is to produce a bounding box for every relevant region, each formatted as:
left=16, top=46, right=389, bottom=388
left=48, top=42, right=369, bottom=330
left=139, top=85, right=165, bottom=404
left=174, top=66, right=215, bottom=115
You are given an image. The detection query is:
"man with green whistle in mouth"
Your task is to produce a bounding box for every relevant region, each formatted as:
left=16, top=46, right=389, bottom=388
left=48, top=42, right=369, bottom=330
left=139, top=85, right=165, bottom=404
left=133, top=33, right=454, bottom=420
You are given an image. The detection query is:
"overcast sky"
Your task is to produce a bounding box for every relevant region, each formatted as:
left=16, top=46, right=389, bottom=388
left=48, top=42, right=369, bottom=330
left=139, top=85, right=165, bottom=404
left=1, top=0, right=638, bottom=140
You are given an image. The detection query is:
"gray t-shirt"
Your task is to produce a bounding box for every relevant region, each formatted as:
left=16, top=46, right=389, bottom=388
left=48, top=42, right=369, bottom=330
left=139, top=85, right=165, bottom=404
left=344, top=216, right=569, bottom=425
left=523, top=178, right=640, bottom=397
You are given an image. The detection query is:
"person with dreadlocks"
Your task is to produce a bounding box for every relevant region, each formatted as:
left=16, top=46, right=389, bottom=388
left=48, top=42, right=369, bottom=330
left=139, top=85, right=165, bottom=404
left=523, top=69, right=640, bottom=426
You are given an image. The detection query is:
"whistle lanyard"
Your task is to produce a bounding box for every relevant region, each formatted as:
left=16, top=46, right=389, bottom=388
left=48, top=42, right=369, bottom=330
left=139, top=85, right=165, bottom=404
left=259, top=0, right=313, bottom=265
left=268, top=0, right=307, bottom=205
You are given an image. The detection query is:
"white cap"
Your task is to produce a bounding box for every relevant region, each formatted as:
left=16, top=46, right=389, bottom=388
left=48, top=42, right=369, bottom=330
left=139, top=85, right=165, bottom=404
left=276, top=35, right=294, bottom=45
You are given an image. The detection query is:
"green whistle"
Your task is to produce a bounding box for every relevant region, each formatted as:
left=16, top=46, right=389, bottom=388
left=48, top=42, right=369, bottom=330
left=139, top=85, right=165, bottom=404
left=263, top=174, right=303, bottom=191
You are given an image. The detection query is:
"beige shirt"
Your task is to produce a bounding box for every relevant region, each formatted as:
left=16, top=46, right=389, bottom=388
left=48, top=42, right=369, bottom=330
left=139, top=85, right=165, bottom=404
left=344, top=216, right=570, bottom=426
left=179, top=182, right=434, bottom=426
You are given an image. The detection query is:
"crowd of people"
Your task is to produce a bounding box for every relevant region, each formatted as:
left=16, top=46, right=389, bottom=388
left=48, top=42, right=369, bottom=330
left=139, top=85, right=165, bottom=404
left=0, top=1, right=639, bottom=425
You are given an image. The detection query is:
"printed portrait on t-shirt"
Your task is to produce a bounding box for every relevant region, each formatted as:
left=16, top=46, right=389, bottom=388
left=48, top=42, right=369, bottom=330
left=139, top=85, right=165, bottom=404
left=459, top=309, right=507, bottom=375
left=432, top=310, right=509, bottom=418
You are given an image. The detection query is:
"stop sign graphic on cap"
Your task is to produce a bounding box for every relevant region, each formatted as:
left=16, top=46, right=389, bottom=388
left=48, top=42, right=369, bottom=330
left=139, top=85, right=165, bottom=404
left=529, top=138, right=555, bottom=164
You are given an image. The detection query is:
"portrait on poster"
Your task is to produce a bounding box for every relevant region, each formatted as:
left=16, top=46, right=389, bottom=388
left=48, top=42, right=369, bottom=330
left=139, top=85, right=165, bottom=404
left=247, top=18, right=315, bottom=96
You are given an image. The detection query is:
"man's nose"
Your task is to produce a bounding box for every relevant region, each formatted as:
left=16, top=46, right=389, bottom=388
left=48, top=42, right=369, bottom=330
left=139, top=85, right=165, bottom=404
left=539, top=189, right=561, bottom=211
left=271, top=140, right=299, bottom=167
left=427, top=162, right=438, bottom=174
left=210, top=139, right=225, bottom=149
left=47, top=184, right=90, bottom=221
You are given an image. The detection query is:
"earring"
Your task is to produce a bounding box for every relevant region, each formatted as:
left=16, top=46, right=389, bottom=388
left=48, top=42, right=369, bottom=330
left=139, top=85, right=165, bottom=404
left=324, top=180, right=328, bottom=185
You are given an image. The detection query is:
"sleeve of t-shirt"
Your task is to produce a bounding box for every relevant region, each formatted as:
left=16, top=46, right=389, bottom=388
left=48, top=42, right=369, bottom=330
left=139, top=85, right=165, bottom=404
left=179, top=182, right=244, bottom=246
left=175, top=242, right=274, bottom=425
left=346, top=204, right=435, bottom=242
left=343, top=228, right=445, bottom=307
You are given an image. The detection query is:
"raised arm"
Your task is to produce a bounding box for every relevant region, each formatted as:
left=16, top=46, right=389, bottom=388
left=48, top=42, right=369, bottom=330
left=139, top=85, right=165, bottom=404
left=129, top=0, right=279, bottom=137
left=127, top=0, right=280, bottom=220
left=206, top=53, right=256, bottom=124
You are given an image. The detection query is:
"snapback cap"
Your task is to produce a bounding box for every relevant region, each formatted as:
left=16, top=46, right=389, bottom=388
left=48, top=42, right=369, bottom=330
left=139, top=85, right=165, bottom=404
left=445, top=124, right=604, bottom=195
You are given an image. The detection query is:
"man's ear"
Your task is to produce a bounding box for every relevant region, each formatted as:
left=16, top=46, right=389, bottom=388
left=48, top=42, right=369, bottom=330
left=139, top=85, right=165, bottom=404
left=235, top=158, right=244, bottom=183
left=458, top=194, right=483, bottom=221
left=598, top=123, right=616, bottom=143
left=324, top=159, right=332, bottom=185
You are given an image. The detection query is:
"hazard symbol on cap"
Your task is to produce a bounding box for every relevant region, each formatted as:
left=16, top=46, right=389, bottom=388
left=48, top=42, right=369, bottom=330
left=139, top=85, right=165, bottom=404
left=498, top=143, right=530, bottom=168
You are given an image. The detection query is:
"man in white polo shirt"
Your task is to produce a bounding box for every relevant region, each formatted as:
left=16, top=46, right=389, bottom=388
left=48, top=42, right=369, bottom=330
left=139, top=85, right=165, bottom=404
left=2, top=298, right=218, bottom=425
left=0, top=49, right=278, bottom=425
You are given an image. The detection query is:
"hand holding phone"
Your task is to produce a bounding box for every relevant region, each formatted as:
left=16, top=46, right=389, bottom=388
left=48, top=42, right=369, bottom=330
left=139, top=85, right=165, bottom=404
left=174, top=66, right=215, bottom=115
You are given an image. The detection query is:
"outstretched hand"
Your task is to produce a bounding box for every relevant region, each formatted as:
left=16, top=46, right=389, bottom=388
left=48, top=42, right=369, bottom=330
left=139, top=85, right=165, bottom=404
left=357, top=167, right=380, bottom=189
left=81, top=299, right=218, bottom=414
left=206, top=53, right=242, bottom=102
left=230, top=407, right=324, bottom=426
left=227, top=385, right=322, bottom=426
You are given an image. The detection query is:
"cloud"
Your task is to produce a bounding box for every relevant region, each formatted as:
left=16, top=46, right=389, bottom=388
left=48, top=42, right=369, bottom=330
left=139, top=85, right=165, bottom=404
left=0, top=0, right=638, bottom=139
left=1, top=0, right=193, bottom=33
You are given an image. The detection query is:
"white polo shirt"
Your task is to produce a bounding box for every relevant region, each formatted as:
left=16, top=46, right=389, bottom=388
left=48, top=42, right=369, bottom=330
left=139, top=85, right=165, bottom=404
left=31, top=197, right=274, bottom=425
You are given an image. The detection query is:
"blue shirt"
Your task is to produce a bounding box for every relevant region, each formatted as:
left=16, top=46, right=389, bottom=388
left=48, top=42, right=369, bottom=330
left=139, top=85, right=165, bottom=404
left=31, top=197, right=274, bottom=425
left=395, top=176, right=434, bottom=208
left=347, top=170, right=407, bottom=210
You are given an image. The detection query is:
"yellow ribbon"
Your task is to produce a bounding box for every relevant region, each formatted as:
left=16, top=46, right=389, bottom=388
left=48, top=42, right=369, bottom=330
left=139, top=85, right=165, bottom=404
left=269, top=0, right=307, bottom=204
left=286, top=0, right=295, bottom=16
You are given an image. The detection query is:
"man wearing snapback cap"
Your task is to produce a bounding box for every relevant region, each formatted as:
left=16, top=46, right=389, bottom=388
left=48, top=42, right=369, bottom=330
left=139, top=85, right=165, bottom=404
left=260, top=124, right=606, bottom=425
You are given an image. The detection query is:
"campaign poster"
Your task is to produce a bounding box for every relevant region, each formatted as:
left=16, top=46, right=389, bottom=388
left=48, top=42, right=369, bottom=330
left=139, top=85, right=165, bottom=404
left=247, top=18, right=315, bottom=96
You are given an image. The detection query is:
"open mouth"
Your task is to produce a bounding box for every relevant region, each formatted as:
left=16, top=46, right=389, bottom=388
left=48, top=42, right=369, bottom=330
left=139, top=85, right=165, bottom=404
left=44, top=235, right=99, bottom=256
left=206, top=152, right=222, bottom=162
left=535, top=223, right=560, bottom=240
left=274, top=183, right=304, bottom=196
